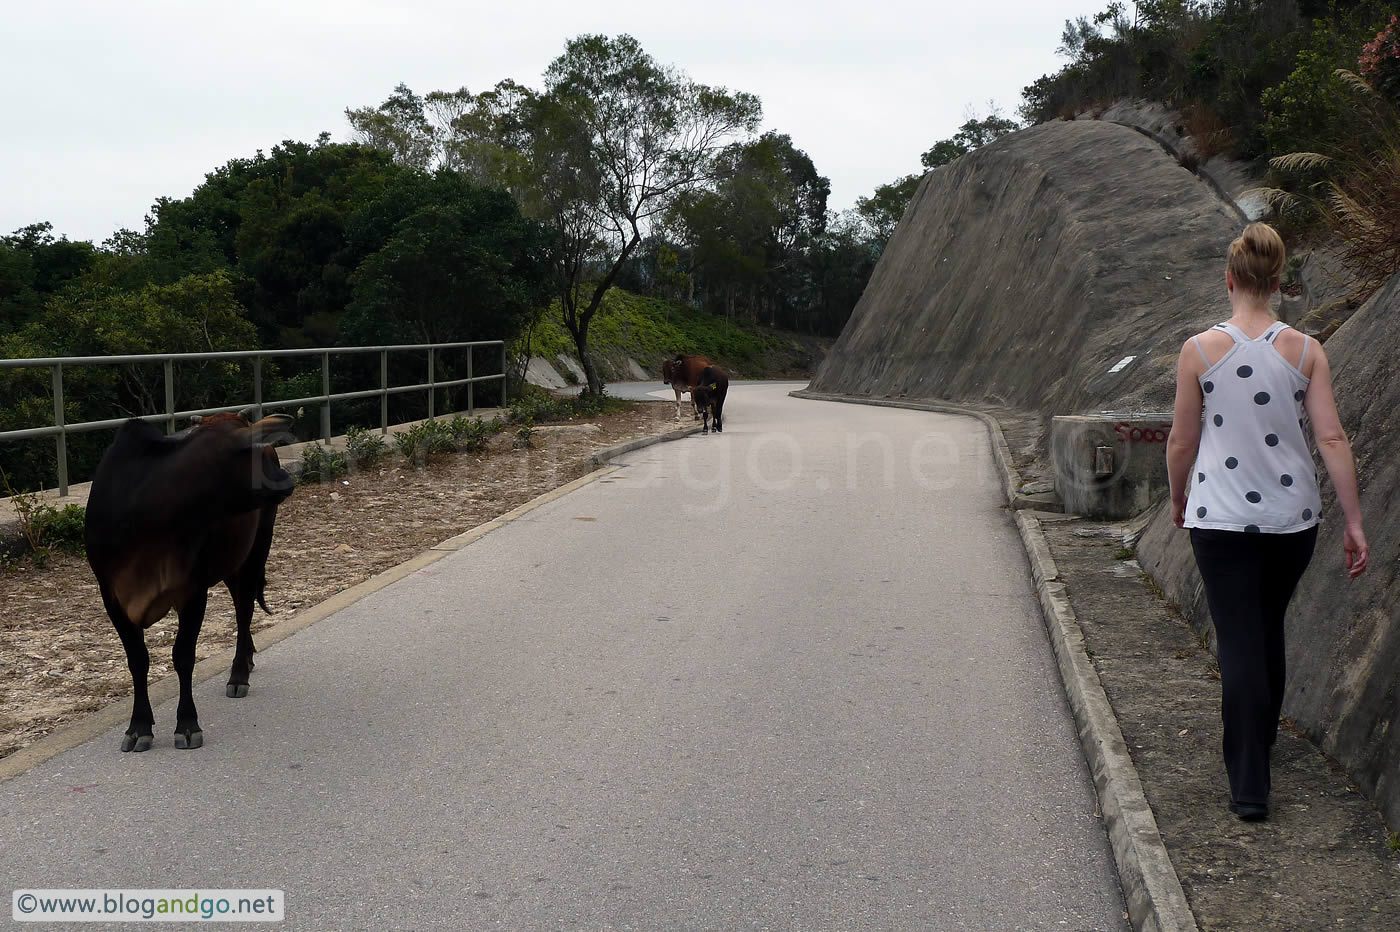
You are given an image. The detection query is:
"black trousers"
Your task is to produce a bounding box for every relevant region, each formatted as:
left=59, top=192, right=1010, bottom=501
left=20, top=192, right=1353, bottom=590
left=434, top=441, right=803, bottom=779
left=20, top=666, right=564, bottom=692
left=1190, top=525, right=1318, bottom=806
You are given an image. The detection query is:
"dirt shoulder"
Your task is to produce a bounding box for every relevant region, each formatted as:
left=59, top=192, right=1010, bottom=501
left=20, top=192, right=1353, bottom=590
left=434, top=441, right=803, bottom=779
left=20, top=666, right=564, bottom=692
left=0, top=402, right=682, bottom=760
left=1039, top=514, right=1400, bottom=931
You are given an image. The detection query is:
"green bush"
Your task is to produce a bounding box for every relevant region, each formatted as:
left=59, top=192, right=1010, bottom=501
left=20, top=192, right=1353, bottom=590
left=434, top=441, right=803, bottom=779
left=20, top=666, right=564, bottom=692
left=32, top=504, right=86, bottom=554
left=299, top=443, right=348, bottom=483
left=345, top=425, right=388, bottom=469
left=395, top=421, right=455, bottom=465
left=447, top=415, right=502, bottom=453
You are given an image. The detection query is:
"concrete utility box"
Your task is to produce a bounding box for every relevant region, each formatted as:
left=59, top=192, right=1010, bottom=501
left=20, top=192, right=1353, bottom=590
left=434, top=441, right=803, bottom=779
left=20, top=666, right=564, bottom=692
left=1051, top=414, right=1173, bottom=519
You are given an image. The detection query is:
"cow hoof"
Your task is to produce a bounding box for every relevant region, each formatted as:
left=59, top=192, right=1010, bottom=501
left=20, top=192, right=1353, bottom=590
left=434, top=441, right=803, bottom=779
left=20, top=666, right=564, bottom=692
left=174, top=729, right=203, bottom=750
left=121, top=733, right=153, bottom=753
left=226, top=683, right=249, bottom=698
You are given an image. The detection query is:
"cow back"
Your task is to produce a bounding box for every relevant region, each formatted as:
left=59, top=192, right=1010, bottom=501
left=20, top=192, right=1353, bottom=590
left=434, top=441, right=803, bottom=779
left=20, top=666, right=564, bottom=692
left=674, top=355, right=713, bottom=389
left=86, top=417, right=292, bottom=624
left=697, top=365, right=729, bottom=396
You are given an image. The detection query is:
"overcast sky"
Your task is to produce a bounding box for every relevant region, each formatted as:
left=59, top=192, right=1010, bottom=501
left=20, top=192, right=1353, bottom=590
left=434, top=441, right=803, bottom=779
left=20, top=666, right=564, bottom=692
left=3, top=0, right=1093, bottom=244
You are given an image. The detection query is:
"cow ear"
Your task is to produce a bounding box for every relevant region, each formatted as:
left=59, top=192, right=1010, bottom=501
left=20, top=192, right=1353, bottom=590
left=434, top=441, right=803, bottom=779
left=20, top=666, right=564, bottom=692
left=249, top=414, right=296, bottom=445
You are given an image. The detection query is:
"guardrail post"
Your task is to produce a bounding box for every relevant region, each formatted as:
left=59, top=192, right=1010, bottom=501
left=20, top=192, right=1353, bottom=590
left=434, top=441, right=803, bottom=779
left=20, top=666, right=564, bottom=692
left=164, top=358, right=175, bottom=434
left=427, top=346, right=436, bottom=421
left=253, top=355, right=263, bottom=421
left=467, top=346, right=474, bottom=415
left=501, top=343, right=508, bottom=408
left=380, top=349, right=389, bottom=435
left=321, top=352, right=331, bottom=442
left=53, top=364, right=68, bottom=497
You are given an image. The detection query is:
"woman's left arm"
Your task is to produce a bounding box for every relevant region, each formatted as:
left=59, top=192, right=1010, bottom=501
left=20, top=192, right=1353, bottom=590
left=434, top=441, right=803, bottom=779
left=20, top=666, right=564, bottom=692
left=1166, top=341, right=1205, bottom=528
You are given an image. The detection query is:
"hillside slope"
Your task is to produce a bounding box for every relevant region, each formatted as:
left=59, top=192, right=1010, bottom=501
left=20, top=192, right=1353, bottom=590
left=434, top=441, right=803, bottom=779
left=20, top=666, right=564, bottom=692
left=519, top=289, right=827, bottom=388
left=809, top=120, right=1242, bottom=424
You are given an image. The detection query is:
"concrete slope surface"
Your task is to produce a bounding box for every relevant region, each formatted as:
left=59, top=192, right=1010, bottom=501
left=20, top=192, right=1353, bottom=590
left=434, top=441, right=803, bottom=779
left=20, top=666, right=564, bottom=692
left=0, top=385, right=1126, bottom=930
left=810, top=120, right=1243, bottom=423
left=1138, top=270, right=1400, bottom=828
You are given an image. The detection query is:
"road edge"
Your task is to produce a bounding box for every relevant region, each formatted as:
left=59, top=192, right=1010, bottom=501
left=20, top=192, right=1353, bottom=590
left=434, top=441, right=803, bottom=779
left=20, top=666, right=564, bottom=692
left=0, top=425, right=697, bottom=785
left=790, top=389, right=1199, bottom=932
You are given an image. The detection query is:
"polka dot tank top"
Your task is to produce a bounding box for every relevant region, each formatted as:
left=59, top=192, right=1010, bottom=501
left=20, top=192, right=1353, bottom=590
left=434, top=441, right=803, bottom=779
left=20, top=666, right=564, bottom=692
left=1184, top=321, right=1322, bottom=534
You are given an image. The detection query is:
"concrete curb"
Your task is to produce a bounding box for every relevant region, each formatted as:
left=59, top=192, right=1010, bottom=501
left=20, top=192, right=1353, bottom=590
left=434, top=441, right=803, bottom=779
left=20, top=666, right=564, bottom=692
left=588, top=424, right=704, bottom=469
left=789, top=390, right=1199, bottom=932
left=0, top=425, right=688, bottom=786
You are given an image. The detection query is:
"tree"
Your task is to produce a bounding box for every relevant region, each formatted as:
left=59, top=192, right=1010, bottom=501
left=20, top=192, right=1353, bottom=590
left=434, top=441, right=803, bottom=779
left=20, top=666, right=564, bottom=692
left=485, top=35, right=761, bottom=395
left=855, top=174, right=922, bottom=245
left=668, top=132, right=830, bottom=327
left=921, top=109, right=1021, bottom=169
left=0, top=223, right=96, bottom=329
left=139, top=138, right=402, bottom=343
left=345, top=84, right=440, bottom=171
left=342, top=171, right=552, bottom=347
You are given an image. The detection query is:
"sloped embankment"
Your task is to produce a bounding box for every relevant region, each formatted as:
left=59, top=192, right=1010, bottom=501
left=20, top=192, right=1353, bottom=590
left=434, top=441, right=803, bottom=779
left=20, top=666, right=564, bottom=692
left=809, top=120, right=1243, bottom=421
left=1138, top=272, right=1400, bottom=829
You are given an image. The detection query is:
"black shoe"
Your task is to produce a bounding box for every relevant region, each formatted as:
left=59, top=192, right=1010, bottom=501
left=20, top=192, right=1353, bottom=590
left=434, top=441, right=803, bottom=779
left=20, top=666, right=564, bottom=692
left=1229, top=801, right=1268, bottom=821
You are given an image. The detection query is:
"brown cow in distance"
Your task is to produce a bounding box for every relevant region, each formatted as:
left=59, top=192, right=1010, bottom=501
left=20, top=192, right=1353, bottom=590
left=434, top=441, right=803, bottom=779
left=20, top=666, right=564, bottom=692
left=660, top=353, right=712, bottom=422
left=85, top=410, right=295, bottom=752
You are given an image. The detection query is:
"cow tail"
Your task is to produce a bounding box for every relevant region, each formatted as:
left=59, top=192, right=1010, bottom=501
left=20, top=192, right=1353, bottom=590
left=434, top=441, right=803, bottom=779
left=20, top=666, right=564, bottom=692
left=250, top=506, right=279, bottom=615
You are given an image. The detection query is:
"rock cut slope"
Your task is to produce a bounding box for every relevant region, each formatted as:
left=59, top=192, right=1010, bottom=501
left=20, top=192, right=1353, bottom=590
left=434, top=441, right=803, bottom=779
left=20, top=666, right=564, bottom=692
left=810, top=120, right=1244, bottom=421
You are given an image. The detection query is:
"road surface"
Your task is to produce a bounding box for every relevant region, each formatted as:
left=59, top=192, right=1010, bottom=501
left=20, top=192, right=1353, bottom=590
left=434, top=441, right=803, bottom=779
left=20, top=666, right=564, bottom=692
left=0, top=383, right=1127, bottom=930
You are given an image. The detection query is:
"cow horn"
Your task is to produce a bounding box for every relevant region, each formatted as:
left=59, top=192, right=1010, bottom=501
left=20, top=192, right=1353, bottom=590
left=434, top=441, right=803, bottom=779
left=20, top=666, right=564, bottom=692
left=188, top=414, right=203, bottom=424
left=238, top=406, right=258, bottom=422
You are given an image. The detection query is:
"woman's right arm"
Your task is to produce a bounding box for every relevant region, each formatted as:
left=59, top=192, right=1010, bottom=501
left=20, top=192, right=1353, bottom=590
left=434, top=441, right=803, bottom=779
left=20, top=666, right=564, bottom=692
left=1303, top=340, right=1369, bottom=577
left=1166, top=340, right=1204, bottom=529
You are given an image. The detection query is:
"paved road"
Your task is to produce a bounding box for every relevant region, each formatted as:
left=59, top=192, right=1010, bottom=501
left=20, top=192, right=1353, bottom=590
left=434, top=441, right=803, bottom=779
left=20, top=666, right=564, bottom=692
left=0, top=383, right=1127, bottom=930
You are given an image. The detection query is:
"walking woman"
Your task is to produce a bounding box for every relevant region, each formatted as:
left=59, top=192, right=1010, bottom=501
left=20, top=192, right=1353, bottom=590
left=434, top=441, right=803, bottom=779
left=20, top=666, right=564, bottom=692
left=1165, top=222, right=1369, bottom=822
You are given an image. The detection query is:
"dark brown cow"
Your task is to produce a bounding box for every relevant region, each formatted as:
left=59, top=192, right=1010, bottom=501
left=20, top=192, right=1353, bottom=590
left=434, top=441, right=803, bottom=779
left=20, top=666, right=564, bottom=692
left=691, top=365, right=729, bottom=434
left=85, top=411, right=295, bottom=752
left=660, top=353, right=712, bottom=421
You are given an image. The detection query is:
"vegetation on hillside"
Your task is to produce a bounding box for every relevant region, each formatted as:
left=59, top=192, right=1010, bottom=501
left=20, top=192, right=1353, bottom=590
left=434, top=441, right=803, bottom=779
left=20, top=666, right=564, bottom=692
left=514, top=288, right=815, bottom=385
left=1020, top=1, right=1400, bottom=297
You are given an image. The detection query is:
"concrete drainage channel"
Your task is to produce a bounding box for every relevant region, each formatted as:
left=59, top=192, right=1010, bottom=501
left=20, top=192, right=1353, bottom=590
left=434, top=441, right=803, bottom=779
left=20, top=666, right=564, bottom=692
left=791, top=389, right=1198, bottom=932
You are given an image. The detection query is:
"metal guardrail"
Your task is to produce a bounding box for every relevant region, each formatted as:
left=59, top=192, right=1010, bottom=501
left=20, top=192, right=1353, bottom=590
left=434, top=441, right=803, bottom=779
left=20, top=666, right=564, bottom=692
left=0, top=341, right=508, bottom=496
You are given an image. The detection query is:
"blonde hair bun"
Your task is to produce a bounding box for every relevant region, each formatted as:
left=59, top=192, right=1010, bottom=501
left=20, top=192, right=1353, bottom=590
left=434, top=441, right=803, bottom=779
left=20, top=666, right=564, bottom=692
left=1228, top=222, right=1285, bottom=296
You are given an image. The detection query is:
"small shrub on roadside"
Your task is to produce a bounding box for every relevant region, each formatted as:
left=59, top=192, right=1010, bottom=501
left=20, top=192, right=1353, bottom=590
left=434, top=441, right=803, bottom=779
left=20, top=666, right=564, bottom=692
left=513, top=423, right=536, bottom=449
left=448, top=415, right=501, bottom=453
left=32, top=504, right=86, bottom=555
left=345, top=426, right=388, bottom=469
left=0, top=470, right=87, bottom=566
left=299, top=443, right=348, bottom=484
left=395, top=421, right=455, bottom=466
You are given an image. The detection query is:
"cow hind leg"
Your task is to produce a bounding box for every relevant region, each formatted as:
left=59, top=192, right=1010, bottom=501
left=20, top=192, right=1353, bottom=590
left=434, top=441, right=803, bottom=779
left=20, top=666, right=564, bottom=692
left=225, top=578, right=257, bottom=698
left=172, top=589, right=208, bottom=749
left=104, top=595, right=154, bottom=753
